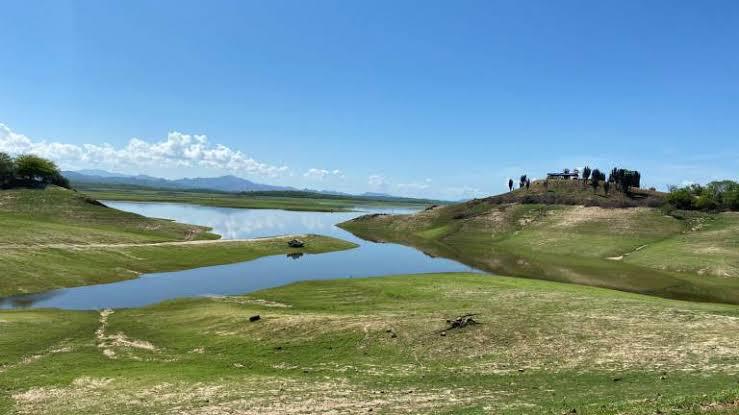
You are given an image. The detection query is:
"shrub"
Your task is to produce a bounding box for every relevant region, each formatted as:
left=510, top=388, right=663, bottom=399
left=666, top=180, right=738, bottom=211
left=0, top=152, right=14, bottom=188
left=0, top=154, right=70, bottom=189
left=666, top=187, right=695, bottom=210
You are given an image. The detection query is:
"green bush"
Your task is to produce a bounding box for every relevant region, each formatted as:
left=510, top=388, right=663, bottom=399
left=0, top=153, right=70, bottom=189
left=667, top=181, right=738, bottom=211
left=0, top=152, right=14, bottom=187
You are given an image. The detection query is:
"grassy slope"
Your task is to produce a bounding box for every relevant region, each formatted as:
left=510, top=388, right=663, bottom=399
left=0, top=188, right=357, bottom=296
left=0, top=235, right=357, bottom=297
left=481, top=178, right=666, bottom=208
left=78, top=186, right=438, bottom=212
left=339, top=187, right=739, bottom=304
left=0, top=186, right=219, bottom=244
left=2, top=274, right=738, bottom=414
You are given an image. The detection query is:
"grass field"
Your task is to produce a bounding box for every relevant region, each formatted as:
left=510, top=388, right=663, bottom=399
left=2, top=184, right=738, bottom=414
left=0, top=186, right=219, bottom=245
left=77, top=186, right=439, bottom=212
left=339, top=195, right=739, bottom=304
left=0, top=187, right=357, bottom=296
left=1, top=273, right=738, bottom=414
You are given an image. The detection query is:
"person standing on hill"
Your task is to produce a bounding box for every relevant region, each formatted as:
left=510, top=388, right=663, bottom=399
left=508, top=179, right=513, bottom=192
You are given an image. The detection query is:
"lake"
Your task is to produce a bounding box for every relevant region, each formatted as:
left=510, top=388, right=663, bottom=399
left=0, top=202, right=478, bottom=310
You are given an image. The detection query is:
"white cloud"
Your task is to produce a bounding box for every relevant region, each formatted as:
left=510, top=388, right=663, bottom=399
left=0, top=123, right=289, bottom=177
left=368, top=174, right=387, bottom=190
left=303, top=168, right=344, bottom=180
left=397, top=178, right=432, bottom=191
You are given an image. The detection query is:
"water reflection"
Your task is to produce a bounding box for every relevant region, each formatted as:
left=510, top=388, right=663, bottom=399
left=0, top=290, right=60, bottom=309
left=0, top=202, right=477, bottom=310
left=103, top=202, right=413, bottom=243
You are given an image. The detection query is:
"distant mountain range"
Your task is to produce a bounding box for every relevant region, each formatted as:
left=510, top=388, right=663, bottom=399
left=63, top=170, right=294, bottom=193
left=64, top=170, right=405, bottom=199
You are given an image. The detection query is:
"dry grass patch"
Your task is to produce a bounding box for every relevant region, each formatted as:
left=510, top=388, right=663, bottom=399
left=12, top=377, right=506, bottom=415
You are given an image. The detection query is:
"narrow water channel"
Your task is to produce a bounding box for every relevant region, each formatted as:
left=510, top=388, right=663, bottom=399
left=0, top=202, right=478, bottom=310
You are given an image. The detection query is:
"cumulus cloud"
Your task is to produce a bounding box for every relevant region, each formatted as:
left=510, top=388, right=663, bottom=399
left=0, top=123, right=288, bottom=177
left=367, top=174, right=387, bottom=190
left=303, top=168, right=344, bottom=180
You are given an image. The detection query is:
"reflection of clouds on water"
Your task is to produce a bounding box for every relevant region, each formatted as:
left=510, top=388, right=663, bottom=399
left=104, top=201, right=360, bottom=240
left=0, top=202, right=475, bottom=310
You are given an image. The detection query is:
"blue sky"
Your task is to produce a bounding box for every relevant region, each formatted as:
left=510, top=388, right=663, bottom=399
left=1, top=0, right=737, bottom=199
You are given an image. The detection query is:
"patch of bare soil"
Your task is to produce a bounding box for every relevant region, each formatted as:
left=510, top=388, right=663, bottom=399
left=552, top=206, right=646, bottom=230
left=96, top=309, right=158, bottom=359
left=12, top=378, right=506, bottom=415
left=701, top=399, right=739, bottom=413
left=207, top=295, right=293, bottom=308
left=0, top=343, right=74, bottom=374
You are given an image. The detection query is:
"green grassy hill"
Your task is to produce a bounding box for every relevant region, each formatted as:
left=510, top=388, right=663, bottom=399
left=2, top=274, right=738, bottom=414
left=0, top=186, right=219, bottom=245
left=0, top=187, right=356, bottom=295
left=2, top=186, right=738, bottom=414
left=340, top=184, right=739, bottom=304
left=486, top=178, right=665, bottom=208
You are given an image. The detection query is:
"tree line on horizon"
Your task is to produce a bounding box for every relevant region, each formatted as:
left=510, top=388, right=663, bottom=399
left=507, top=165, right=737, bottom=212
left=0, top=153, right=70, bottom=190
left=509, top=166, right=641, bottom=195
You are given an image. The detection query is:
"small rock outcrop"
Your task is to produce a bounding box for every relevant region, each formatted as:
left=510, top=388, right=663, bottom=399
left=287, top=239, right=305, bottom=248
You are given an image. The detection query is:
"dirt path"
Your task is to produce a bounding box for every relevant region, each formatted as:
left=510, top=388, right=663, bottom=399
left=606, top=244, right=648, bottom=261
left=0, top=342, right=74, bottom=374
left=0, top=234, right=308, bottom=250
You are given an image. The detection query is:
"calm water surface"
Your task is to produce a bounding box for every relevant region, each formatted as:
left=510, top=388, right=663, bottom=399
left=0, top=202, right=478, bottom=310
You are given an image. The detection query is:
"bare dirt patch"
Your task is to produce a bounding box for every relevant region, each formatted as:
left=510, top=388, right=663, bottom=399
left=95, top=309, right=158, bottom=359
left=552, top=206, right=646, bottom=230
left=0, top=343, right=74, bottom=374
left=12, top=378, right=506, bottom=415
left=208, top=295, right=293, bottom=308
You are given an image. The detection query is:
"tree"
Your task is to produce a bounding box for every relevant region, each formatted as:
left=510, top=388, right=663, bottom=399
left=603, top=180, right=610, bottom=195
left=51, top=171, right=71, bottom=189
left=14, top=154, right=59, bottom=185
left=508, top=179, right=513, bottom=192
left=0, top=152, right=13, bottom=188
left=0, top=153, right=70, bottom=189
left=666, top=180, right=739, bottom=211
left=582, top=166, right=591, bottom=184
left=590, top=169, right=602, bottom=192
left=706, top=180, right=739, bottom=210
left=11, top=154, right=70, bottom=189
left=519, top=175, right=527, bottom=189
left=666, top=186, right=695, bottom=210
left=609, top=167, right=641, bottom=193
